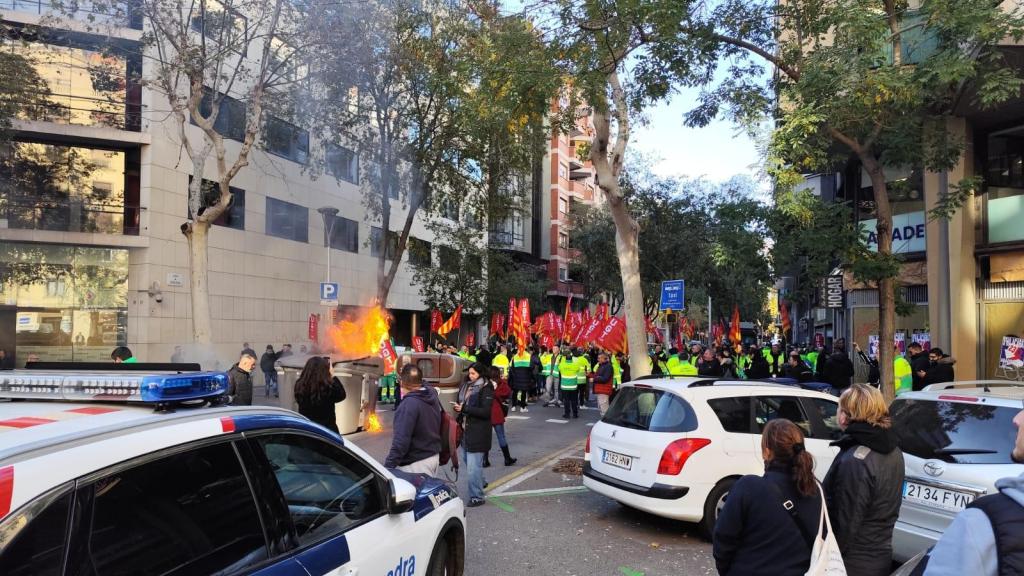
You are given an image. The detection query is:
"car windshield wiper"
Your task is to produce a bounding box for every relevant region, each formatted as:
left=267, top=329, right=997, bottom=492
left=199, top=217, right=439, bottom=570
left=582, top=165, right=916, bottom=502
left=933, top=447, right=998, bottom=456
left=615, top=417, right=647, bottom=430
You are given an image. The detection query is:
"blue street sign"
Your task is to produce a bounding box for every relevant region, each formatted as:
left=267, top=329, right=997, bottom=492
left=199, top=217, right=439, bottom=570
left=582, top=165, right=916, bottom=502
left=660, top=280, right=685, bottom=310
left=320, top=282, right=339, bottom=305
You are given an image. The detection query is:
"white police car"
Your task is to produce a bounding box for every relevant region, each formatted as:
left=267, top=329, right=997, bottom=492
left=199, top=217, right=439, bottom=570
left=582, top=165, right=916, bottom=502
left=0, top=366, right=464, bottom=576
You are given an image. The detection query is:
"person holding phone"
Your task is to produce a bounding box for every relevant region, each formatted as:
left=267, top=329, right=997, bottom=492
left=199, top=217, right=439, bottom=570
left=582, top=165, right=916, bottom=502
left=453, top=363, right=494, bottom=507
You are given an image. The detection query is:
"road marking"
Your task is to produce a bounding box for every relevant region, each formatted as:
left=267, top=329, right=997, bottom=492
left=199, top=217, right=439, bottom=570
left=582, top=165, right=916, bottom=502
left=505, top=415, right=531, bottom=420
left=488, top=442, right=586, bottom=495
left=619, top=568, right=645, bottom=576
left=496, top=485, right=588, bottom=498
left=488, top=497, right=516, bottom=513
left=546, top=419, right=569, bottom=424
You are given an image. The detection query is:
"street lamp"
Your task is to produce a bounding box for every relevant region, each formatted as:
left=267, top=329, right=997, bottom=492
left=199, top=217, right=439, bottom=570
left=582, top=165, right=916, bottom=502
left=317, top=207, right=339, bottom=284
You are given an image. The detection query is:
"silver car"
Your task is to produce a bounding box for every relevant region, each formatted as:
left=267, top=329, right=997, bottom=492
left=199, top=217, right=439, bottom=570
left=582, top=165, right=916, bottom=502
left=890, top=381, right=1024, bottom=561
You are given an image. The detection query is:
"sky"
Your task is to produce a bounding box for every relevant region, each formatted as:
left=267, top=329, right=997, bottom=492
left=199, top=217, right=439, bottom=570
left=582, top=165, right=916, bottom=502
left=630, top=85, right=766, bottom=185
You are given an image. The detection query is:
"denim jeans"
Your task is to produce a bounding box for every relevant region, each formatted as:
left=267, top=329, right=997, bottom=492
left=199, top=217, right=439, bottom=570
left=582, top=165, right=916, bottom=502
left=493, top=424, right=508, bottom=449
left=263, top=370, right=278, bottom=396
left=462, top=447, right=486, bottom=500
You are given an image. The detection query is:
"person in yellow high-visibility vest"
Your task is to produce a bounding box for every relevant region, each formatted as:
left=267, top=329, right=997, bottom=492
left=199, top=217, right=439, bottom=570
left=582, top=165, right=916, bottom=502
left=895, top=347, right=913, bottom=397
left=491, top=344, right=510, bottom=377
left=667, top=352, right=699, bottom=376
left=611, top=353, right=622, bottom=389
left=543, top=345, right=564, bottom=407
left=510, top=348, right=533, bottom=413
left=558, top=351, right=581, bottom=418
left=575, top=349, right=592, bottom=406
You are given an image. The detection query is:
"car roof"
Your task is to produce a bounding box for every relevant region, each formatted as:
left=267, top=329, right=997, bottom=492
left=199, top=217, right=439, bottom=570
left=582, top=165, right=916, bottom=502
left=624, top=378, right=838, bottom=401
left=900, top=381, right=1024, bottom=406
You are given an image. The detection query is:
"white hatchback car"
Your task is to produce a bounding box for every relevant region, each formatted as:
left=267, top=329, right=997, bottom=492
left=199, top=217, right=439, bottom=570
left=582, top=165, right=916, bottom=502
left=889, top=382, right=1024, bottom=561
left=583, top=377, right=842, bottom=536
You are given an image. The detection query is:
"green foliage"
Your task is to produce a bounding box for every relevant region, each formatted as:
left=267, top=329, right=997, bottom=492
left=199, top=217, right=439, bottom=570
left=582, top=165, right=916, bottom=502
left=486, top=250, right=549, bottom=317
left=410, top=220, right=488, bottom=314
left=0, top=51, right=50, bottom=143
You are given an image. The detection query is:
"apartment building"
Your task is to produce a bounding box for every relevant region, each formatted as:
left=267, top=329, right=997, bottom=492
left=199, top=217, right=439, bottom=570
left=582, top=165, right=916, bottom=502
left=0, top=1, right=440, bottom=368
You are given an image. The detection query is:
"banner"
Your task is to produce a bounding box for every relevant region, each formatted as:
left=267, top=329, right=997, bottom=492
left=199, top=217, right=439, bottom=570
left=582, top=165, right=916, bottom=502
left=412, top=336, right=426, bottom=353
left=540, top=334, right=554, bottom=349
left=582, top=307, right=591, bottom=326
left=1000, top=336, right=1024, bottom=368
left=489, top=313, right=503, bottom=337
left=644, top=316, right=663, bottom=344
left=561, top=295, right=573, bottom=342
left=380, top=338, right=398, bottom=376
left=430, top=309, right=443, bottom=334
left=575, top=317, right=604, bottom=347
left=437, top=306, right=462, bottom=337
left=567, top=312, right=584, bottom=345
left=508, top=298, right=516, bottom=340
left=308, top=313, right=319, bottom=343
left=465, top=331, right=475, bottom=348
left=895, top=331, right=907, bottom=355
left=912, top=330, right=931, bottom=351
left=597, top=317, right=628, bottom=354
left=595, top=302, right=609, bottom=322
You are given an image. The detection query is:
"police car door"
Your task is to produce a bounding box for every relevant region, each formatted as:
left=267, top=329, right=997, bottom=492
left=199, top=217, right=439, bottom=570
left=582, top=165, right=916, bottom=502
left=251, top=433, right=432, bottom=576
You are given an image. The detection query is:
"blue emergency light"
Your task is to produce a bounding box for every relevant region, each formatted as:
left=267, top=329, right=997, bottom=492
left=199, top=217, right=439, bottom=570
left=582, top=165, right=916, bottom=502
left=0, top=371, right=229, bottom=404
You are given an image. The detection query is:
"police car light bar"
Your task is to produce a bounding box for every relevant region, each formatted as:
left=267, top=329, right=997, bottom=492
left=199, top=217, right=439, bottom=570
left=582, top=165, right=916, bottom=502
left=0, top=371, right=229, bottom=403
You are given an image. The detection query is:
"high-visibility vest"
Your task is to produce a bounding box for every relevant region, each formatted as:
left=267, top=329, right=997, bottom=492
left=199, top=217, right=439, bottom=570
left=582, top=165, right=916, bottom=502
left=492, top=354, right=510, bottom=375
left=611, top=356, right=621, bottom=386
left=458, top=351, right=476, bottom=362
left=669, top=356, right=698, bottom=376
left=550, top=354, right=563, bottom=376
left=574, top=356, right=591, bottom=384
left=806, top=351, right=820, bottom=371
left=687, top=354, right=699, bottom=367
left=895, top=356, right=913, bottom=396
left=512, top=353, right=531, bottom=370
left=666, top=355, right=683, bottom=375
left=540, top=353, right=554, bottom=375
left=652, top=354, right=669, bottom=374
left=558, top=357, right=580, bottom=390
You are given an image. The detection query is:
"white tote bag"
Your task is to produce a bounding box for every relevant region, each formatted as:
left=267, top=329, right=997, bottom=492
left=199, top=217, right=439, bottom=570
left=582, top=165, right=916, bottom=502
left=805, top=486, right=847, bottom=576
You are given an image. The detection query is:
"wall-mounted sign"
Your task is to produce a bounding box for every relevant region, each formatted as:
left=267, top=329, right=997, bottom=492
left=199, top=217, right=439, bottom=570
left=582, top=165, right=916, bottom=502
left=166, top=272, right=185, bottom=288
left=861, top=211, right=926, bottom=254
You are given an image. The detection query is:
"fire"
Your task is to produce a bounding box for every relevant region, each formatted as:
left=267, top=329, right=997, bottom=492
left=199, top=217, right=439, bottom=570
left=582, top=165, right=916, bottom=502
left=327, top=306, right=391, bottom=358
left=365, top=411, right=383, bottom=433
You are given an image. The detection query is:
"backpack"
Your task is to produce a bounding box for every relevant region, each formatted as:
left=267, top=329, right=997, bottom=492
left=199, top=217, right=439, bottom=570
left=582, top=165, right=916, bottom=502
left=438, top=407, right=463, bottom=479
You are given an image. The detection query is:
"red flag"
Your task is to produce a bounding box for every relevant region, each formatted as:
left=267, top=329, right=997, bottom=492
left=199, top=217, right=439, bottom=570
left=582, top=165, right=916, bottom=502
left=597, top=317, right=628, bottom=354
left=430, top=309, right=443, bottom=333
left=540, top=334, right=554, bottom=349
left=380, top=338, right=398, bottom=375
left=517, top=298, right=532, bottom=349
left=576, top=317, right=604, bottom=347
left=508, top=298, right=516, bottom=339
left=437, top=306, right=462, bottom=337
left=672, top=321, right=682, bottom=350
left=465, top=331, right=475, bottom=348
left=730, top=305, right=742, bottom=352
left=489, top=313, right=502, bottom=337
left=780, top=300, right=792, bottom=338
left=561, top=295, right=573, bottom=341
left=595, top=302, right=609, bottom=321
left=645, top=316, right=663, bottom=344
left=582, top=307, right=592, bottom=326
left=412, top=336, right=426, bottom=352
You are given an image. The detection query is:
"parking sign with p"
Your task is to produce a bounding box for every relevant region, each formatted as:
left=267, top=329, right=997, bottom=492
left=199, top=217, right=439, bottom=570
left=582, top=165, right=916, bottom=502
left=320, top=282, right=339, bottom=306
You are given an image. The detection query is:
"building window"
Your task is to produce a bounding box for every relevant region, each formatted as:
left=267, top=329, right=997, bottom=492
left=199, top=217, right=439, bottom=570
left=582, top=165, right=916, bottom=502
left=326, top=143, right=358, bottom=184
left=0, top=142, right=137, bottom=235
left=369, top=226, right=398, bottom=260
left=438, top=245, right=459, bottom=272
left=190, top=0, right=247, bottom=51
left=263, top=116, right=309, bottom=164
left=265, top=197, right=308, bottom=243
left=187, top=177, right=245, bottom=230
left=1, top=34, right=141, bottom=131
left=858, top=166, right=925, bottom=254
left=408, top=237, right=431, bottom=267
left=329, top=215, right=358, bottom=253
left=558, top=267, right=568, bottom=282
left=558, top=232, right=569, bottom=249
left=1, top=0, right=139, bottom=27
left=983, top=131, right=1024, bottom=244
left=197, top=90, right=247, bottom=142
left=558, top=163, right=568, bottom=180
left=558, top=196, right=569, bottom=216
left=440, top=199, right=459, bottom=221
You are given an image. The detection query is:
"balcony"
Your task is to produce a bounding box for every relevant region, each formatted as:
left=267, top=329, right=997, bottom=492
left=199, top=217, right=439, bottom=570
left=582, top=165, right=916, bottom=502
left=1, top=0, right=143, bottom=29
left=569, top=165, right=593, bottom=181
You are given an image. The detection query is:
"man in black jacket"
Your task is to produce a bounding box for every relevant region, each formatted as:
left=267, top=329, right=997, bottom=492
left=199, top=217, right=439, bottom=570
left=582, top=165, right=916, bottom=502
left=823, top=339, right=855, bottom=392
left=697, top=348, right=724, bottom=377
left=384, top=364, right=442, bottom=476
left=920, top=347, right=956, bottom=387
left=260, top=345, right=281, bottom=398
left=227, top=351, right=256, bottom=406
left=907, top=342, right=930, bottom=391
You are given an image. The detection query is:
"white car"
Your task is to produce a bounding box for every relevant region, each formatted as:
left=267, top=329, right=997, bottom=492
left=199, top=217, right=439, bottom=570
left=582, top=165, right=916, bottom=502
left=0, top=367, right=464, bottom=576
left=889, top=381, right=1024, bottom=561
left=583, top=377, right=841, bottom=536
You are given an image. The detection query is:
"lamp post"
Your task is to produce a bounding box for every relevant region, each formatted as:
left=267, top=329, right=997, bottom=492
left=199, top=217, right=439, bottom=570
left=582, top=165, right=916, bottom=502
left=317, top=207, right=339, bottom=285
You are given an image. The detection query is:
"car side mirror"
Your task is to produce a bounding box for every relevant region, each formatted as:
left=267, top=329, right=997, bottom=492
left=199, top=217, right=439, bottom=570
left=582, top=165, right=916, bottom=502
left=388, top=478, right=417, bottom=515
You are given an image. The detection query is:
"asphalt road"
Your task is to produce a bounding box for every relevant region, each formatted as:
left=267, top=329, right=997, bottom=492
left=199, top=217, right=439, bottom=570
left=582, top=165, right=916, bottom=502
left=342, top=399, right=717, bottom=576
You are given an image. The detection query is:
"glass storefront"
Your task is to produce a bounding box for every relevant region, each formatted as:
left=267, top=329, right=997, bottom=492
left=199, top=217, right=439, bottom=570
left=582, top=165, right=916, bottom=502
left=0, top=242, right=128, bottom=367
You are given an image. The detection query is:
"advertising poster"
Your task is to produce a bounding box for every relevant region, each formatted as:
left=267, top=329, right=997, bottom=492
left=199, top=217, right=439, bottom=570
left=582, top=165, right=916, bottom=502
left=868, top=335, right=880, bottom=359
left=1000, top=336, right=1024, bottom=368
left=912, top=330, right=931, bottom=351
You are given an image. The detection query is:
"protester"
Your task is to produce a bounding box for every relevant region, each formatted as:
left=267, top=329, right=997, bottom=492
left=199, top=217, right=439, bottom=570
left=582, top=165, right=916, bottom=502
left=920, top=347, right=956, bottom=386
left=492, top=344, right=510, bottom=377
left=485, top=366, right=516, bottom=468
left=558, top=350, right=581, bottom=419
left=618, top=352, right=631, bottom=383
left=227, top=350, right=256, bottom=406
left=530, top=346, right=544, bottom=399
left=764, top=343, right=785, bottom=377
left=823, top=339, right=855, bottom=392
left=509, top=346, right=533, bottom=413
left=241, top=342, right=256, bottom=358
left=260, top=345, right=281, bottom=398
left=697, top=348, right=724, bottom=377
left=294, top=356, right=346, bottom=433
left=719, top=348, right=739, bottom=378
left=894, top=345, right=913, bottom=396
left=384, top=364, right=442, bottom=475
left=575, top=348, right=592, bottom=406
left=746, top=345, right=770, bottom=379
left=922, top=403, right=1024, bottom=575
left=783, top=352, right=812, bottom=382
left=852, top=342, right=881, bottom=387
left=454, top=363, right=494, bottom=507
left=907, top=342, right=930, bottom=391
left=823, top=384, right=904, bottom=576
left=650, top=344, right=669, bottom=375
left=714, top=419, right=823, bottom=576
left=110, top=346, right=137, bottom=363
left=543, top=345, right=563, bottom=407
left=592, top=352, right=614, bottom=416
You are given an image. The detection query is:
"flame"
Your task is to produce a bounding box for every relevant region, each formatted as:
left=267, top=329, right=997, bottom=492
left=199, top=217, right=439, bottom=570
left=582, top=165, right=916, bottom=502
left=365, top=411, right=383, bottom=433
left=327, top=306, right=392, bottom=358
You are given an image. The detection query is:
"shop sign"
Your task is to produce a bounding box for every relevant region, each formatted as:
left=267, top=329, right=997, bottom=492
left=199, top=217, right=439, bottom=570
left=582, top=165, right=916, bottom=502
left=821, top=272, right=845, bottom=309
left=861, top=211, right=926, bottom=254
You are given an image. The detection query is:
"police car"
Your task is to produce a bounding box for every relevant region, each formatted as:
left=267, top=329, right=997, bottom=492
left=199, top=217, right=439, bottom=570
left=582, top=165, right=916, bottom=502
left=0, top=365, right=464, bottom=576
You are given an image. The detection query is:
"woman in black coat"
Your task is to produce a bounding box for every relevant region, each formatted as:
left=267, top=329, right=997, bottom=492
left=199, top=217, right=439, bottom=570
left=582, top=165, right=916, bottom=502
left=454, top=363, right=494, bottom=507
left=714, top=419, right=823, bottom=576
left=294, top=356, right=346, bottom=433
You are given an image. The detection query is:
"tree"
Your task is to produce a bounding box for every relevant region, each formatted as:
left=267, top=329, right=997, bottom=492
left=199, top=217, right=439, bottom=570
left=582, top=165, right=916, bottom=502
left=487, top=250, right=549, bottom=317
left=686, top=0, right=1024, bottom=399
left=411, top=220, right=488, bottom=315
left=312, top=1, right=559, bottom=307
left=0, top=51, right=49, bottom=143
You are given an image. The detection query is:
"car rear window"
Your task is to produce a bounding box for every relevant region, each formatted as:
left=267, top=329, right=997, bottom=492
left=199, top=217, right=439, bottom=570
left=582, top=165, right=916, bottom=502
left=891, top=398, right=1020, bottom=464
left=602, top=387, right=697, bottom=432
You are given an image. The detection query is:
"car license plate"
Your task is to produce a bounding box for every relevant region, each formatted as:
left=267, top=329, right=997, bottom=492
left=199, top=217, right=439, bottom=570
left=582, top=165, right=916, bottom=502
left=903, top=480, right=976, bottom=512
left=602, top=449, right=632, bottom=470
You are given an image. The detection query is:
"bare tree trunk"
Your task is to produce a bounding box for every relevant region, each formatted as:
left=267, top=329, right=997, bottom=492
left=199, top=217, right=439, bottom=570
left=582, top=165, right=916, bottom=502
left=862, top=154, right=896, bottom=402
left=185, top=220, right=213, bottom=344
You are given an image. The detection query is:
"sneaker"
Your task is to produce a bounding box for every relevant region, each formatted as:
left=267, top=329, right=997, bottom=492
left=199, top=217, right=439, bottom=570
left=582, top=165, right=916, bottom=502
left=573, top=413, right=579, bottom=419
left=468, top=498, right=485, bottom=507
left=521, top=407, right=528, bottom=413
left=511, top=406, right=518, bottom=412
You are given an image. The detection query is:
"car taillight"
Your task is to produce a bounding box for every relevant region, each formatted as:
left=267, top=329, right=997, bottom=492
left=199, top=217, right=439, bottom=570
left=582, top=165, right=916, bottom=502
left=585, top=431, right=591, bottom=455
left=657, top=438, right=711, bottom=476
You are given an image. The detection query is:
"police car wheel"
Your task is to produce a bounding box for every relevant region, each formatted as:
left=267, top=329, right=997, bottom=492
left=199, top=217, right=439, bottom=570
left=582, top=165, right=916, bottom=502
left=426, top=534, right=453, bottom=576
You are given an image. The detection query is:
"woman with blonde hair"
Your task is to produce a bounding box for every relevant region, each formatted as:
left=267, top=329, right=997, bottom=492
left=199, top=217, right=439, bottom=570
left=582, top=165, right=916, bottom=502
left=823, top=383, right=905, bottom=576
left=714, top=419, right=823, bottom=575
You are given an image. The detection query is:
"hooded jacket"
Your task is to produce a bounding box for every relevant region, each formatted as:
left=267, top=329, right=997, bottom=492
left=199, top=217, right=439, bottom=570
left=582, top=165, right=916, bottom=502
left=909, top=351, right=930, bottom=390
left=822, top=421, right=905, bottom=576
left=458, top=378, right=494, bottom=453
left=227, top=364, right=253, bottom=406
left=384, top=386, right=442, bottom=468
left=923, top=472, right=1024, bottom=576
left=922, top=356, right=956, bottom=387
